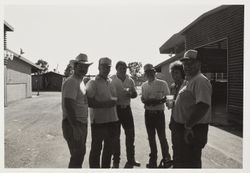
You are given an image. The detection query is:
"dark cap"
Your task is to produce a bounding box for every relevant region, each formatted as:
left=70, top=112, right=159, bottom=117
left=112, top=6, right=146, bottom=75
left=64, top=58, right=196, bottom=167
left=144, top=63, right=155, bottom=72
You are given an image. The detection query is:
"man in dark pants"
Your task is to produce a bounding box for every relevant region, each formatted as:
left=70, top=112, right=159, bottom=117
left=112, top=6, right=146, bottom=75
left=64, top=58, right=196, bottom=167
left=111, top=61, right=140, bottom=168
left=170, top=49, right=212, bottom=168
left=86, top=57, right=119, bottom=168
left=141, top=64, right=172, bottom=168
left=61, top=53, right=92, bottom=168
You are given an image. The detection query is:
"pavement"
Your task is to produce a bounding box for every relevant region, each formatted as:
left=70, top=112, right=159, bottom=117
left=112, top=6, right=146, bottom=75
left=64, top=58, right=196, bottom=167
left=4, top=91, right=243, bottom=169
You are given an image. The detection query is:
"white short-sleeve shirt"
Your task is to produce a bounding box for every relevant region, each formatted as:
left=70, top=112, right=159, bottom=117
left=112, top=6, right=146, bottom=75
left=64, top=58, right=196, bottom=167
left=110, top=74, right=135, bottom=106
left=61, top=76, right=88, bottom=124
left=172, top=73, right=212, bottom=124
left=141, top=78, right=170, bottom=110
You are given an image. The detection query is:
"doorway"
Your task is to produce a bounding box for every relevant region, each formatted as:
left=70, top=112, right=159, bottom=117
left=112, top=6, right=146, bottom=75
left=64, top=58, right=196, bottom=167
left=196, top=39, right=228, bottom=124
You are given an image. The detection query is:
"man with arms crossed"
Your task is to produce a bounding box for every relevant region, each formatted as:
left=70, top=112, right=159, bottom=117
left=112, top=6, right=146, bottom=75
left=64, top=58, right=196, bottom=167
left=86, top=57, right=119, bottom=168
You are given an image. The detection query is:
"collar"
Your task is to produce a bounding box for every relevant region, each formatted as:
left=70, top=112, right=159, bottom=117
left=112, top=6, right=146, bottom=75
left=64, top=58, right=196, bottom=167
left=148, top=78, right=156, bottom=84
left=186, top=72, right=201, bottom=82
left=116, top=74, right=128, bottom=81
left=96, top=74, right=111, bottom=82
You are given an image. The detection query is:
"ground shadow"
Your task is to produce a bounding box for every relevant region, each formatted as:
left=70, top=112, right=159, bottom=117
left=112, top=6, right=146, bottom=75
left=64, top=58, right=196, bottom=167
left=210, top=122, right=243, bottom=138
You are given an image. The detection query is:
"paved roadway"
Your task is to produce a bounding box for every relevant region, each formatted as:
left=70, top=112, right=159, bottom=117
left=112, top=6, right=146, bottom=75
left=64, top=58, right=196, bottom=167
left=4, top=92, right=242, bottom=168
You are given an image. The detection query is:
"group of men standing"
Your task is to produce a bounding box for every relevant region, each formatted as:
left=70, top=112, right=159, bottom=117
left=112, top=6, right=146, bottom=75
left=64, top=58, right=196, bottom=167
left=61, top=49, right=212, bottom=169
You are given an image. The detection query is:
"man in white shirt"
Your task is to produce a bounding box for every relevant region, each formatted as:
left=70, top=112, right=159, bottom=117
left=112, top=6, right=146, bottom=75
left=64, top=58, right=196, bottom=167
left=110, top=61, right=140, bottom=168
left=86, top=57, right=119, bottom=168
left=171, top=49, right=212, bottom=168
left=61, top=53, right=92, bottom=168
left=141, top=64, right=172, bottom=168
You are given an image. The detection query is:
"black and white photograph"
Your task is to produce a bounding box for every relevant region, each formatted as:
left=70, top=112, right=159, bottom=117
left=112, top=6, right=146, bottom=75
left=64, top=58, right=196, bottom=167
left=1, top=0, right=249, bottom=172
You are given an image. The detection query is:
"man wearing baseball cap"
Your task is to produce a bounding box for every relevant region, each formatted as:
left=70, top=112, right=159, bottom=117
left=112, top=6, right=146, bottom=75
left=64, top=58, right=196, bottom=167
left=61, top=53, right=92, bottom=168
left=86, top=57, right=119, bottom=168
left=141, top=63, right=172, bottom=168
left=170, top=49, right=212, bottom=168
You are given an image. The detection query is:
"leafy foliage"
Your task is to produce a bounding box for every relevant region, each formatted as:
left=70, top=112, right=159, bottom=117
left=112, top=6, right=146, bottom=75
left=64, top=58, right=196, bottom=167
left=127, top=62, right=142, bottom=79
left=64, top=63, right=73, bottom=77
left=35, top=59, right=49, bottom=74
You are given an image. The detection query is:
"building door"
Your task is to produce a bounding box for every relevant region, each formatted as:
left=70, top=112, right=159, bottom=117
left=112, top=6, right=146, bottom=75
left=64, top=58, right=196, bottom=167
left=197, top=39, right=228, bottom=124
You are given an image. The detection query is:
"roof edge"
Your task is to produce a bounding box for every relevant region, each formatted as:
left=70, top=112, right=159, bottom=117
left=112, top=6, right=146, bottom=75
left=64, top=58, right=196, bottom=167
left=4, top=20, right=14, bottom=31
left=179, top=5, right=231, bottom=34
left=5, top=48, right=43, bottom=71
left=155, top=51, right=185, bottom=69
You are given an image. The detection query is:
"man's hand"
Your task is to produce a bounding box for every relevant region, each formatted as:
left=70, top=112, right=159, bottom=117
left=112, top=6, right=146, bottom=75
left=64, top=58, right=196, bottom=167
left=122, top=89, right=131, bottom=98
left=184, top=128, right=194, bottom=144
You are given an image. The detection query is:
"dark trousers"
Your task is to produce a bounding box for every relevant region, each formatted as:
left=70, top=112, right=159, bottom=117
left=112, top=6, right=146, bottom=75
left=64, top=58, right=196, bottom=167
left=89, top=122, right=117, bottom=168
left=113, top=105, right=135, bottom=164
left=62, top=119, right=87, bottom=168
left=145, top=110, right=171, bottom=164
left=169, top=118, right=208, bottom=168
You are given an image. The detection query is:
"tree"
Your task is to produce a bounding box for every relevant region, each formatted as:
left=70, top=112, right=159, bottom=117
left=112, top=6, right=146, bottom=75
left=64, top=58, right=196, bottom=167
left=35, top=59, right=49, bottom=74
left=64, top=63, right=73, bottom=77
left=127, top=62, right=142, bottom=80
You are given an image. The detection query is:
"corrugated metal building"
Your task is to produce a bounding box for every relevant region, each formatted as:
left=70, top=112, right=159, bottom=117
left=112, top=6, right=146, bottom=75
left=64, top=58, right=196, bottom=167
left=156, top=5, right=244, bottom=124
left=4, top=21, right=42, bottom=106
left=32, top=72, right=65, bottom=91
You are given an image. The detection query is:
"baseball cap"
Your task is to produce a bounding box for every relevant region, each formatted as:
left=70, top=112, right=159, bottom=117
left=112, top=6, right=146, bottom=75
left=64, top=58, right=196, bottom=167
left=99, top=57, right=112, bottom=66
left=180, top=49, right=200, bottom=62
left=144, top=63, right=155, bottom=72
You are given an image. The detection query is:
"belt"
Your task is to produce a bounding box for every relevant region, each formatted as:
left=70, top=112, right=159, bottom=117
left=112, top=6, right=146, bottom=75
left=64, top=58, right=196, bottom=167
left=117, top=105, right=130, bottom=109
left=146, top=110, right=164, bottom=114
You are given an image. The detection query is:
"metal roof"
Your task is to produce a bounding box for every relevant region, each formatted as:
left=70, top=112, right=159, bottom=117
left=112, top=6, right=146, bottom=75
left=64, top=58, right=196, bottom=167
left=159, top=5, right=231, bottom=55
left=155, top=51, right=184, bottom=69
left=158, top=5, right=233, bottom=67
left=179, top=5, right=230, bottom=34
left=5, top=48, right=43, bottom=73
left=44, top=71, right=64, bottom=76
left=159, top=33, right=185, bottom=54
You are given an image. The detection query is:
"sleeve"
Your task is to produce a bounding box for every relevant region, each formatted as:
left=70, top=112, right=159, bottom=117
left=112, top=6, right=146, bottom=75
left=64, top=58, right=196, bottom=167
left=141, top=83, right=146, bottom=99
left=130, top=78, right=136, bottom=88
left=110, top=81, right=117, bottom=97
left=170, top=83, right=176, bottom=95
left=63, top=79, right=78, bottom=100
left=86, top=80, right=96, bottom=98
left=195, top=79, right=212, bottom=105
left=163, top=81, right=170, bottom=96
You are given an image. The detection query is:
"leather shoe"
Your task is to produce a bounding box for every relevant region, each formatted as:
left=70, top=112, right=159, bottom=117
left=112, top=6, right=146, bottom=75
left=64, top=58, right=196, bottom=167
left=124, top=162, right=133, bottom=168
left=132, top=160, right=141, bottom=167
left=112, top=162, right=119, bottom=168
left=146, top=162, right=157, bottom=168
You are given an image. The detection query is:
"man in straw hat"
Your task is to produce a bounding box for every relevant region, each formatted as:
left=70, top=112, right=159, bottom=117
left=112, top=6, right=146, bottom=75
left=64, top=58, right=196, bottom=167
left=170, top=49, right=212, bottom=168
left=141, top=63, right=172, bottom=168
left=86, top=57, right=119, bottom=168
left=61, top=53, right=93, bottom=168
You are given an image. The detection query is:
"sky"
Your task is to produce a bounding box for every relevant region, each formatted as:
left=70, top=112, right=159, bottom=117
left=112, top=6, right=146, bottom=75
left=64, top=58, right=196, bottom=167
left=1, top=1, right=250, bottom=172
left=2, top=0, right=241, bottom=76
